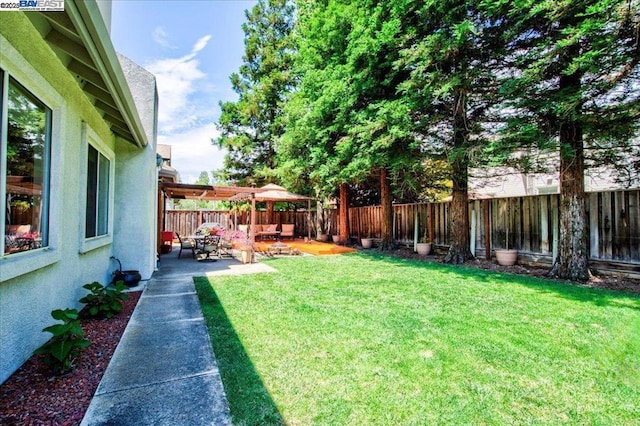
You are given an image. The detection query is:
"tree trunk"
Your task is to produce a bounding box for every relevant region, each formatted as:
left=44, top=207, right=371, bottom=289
left=380, top=167, right=395, bottom=250
left=443, top=156, right=474, bottom=263
left=338, top=183, right=350, bottom=243
left=548, top=71, right=590, bottom=281
left=316, top=200, right=324, bottom=239
left=266, top=201, right=274, bottom=224
left=444, top=87, right=473, bottom=264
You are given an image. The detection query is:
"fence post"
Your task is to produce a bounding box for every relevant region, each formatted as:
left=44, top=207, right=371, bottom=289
left=470, top=208, right=476, bottom=256
left=484, top=200, right=491, bottom=260
left=540, top=196, right=549, bottom=253
left=552, top=198, right=559, bottom=262
left=414, top=211, right=419, bottom=252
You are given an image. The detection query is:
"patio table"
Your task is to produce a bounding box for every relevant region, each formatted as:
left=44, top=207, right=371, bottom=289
left=267, top=242, right=291, bottom=255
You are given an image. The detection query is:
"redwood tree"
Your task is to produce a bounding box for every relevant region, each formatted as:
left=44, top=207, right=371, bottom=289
left=500, top=0, right=640, bottom=280
left=338, top=183, right=350, bottom=243
left=396, top=0, right=509, bottom=263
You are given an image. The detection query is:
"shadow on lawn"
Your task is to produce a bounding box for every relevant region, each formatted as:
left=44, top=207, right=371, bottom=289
left=353, top=251, right=640, bottom=311
left=194, top=277, right=284, bottom=425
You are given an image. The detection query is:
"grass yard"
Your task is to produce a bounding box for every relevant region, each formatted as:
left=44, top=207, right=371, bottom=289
left=194, top=253, right=640, bottom=425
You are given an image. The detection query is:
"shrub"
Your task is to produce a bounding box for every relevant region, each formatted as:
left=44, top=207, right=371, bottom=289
left=79, top=281, right=128, bottom=319
left=34, top=308, right=91, bottom=374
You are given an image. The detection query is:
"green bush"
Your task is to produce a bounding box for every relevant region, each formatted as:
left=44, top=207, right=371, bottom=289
left=34, top=308, right=91, bottom=375
left=79, top=281, right=128, bottom=319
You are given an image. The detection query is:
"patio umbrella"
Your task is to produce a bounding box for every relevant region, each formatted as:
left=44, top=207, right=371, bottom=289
left=253, top=183, right=311, bottom=202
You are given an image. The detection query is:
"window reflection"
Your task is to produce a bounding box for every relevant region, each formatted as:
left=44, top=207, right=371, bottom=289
left=4, top=78, right=50, bottom=255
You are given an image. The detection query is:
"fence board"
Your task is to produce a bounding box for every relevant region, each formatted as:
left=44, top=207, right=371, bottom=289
left=616, top=191, right=630, bottom=260
left=523, top=197, right=531, bottom=252
left=589, top=193, right=599, bottom=258
left=602, top=192, right=613, bottom=259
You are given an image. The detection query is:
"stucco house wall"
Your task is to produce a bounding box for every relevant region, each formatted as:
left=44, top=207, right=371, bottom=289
left=0, top=7, right=157, bottom=384
left=113, top=55, right=159, bottom=279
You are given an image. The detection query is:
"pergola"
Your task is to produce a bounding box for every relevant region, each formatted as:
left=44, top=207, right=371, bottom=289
left=158, top=182, right=313, bottom=244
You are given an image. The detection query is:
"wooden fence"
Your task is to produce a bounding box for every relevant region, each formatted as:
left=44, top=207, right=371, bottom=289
left=350, top=190, right=640, bottom=275
left=165, top=209, right=318, bottom=239
left=164, top=189, right=639, bottom=274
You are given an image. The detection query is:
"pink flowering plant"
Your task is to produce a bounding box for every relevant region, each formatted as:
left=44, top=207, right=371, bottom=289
left=218, top=229, right=253, bottom=250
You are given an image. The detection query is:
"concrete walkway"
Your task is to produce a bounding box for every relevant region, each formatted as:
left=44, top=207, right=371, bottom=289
left=81, top=248, right=276, bottom=425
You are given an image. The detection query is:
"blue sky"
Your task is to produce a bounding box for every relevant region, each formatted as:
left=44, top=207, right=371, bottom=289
left=111, top=0, right=257, bottom=183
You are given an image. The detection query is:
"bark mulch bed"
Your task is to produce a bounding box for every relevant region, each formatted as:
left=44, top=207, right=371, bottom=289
left=0, top=291, right=141, bottom=426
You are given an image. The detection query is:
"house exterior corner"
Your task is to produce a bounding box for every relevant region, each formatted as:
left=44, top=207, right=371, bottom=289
left=0, top=1, right=158, bottom=384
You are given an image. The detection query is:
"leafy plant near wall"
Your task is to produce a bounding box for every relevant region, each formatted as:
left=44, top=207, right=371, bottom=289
left=34, top=308, right=91, bottom=375
left=79, top=281, right=128, bottom=319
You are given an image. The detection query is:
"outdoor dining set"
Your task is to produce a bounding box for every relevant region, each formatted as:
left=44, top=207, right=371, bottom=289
left=161, top=222, right=297, bottom=262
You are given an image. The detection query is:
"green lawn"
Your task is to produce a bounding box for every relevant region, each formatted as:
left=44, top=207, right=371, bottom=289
left=194, top=253, right=640, bottom=425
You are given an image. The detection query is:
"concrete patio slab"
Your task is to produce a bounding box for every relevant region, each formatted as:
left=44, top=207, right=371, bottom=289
left=82, top=372, right=230, bottom=426
left=132, top=292, right=202, bottom=323
left=93, top=319, right=216, bottom=393
left=142, top=278, right=196, bottom=296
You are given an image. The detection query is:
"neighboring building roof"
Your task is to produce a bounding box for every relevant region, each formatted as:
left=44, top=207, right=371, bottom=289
left=159, top=165, right=180, bottom=184
left=157, top=144, right=172, bottom=164
left=24, top=0, right=148, bottom=148
left=157, top=144, right=179, bottom=183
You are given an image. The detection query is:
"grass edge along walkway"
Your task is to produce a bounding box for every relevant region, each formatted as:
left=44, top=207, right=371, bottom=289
left=195, top=253, right=640, bottom=425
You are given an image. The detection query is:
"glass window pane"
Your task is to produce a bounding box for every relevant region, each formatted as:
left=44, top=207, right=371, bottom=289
left=86, top=145, right=98, bottom=238
left=97, top=152, right=109, bottom=235
left=85, top=144, right=110, bottom=238
left=4, top=78, right=50, bottom=255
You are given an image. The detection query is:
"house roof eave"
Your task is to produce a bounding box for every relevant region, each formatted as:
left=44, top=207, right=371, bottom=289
left=68, top=0, right=148, bottom=148
left=27, top=1, right=149, bottom=148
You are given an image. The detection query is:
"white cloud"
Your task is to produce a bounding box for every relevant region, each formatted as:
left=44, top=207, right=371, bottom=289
left=147, top=35, right=225, bottom=183
left=159, top=123, right=226, bottom=184
left=152, top=26, right=174, bottom=49
left=192, top=35, right=212, bottom=55
left=146, top=35, right=213, bottom=133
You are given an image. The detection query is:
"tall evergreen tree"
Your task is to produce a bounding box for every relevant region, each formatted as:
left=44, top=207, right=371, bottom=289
left=396, top=0, right=509, bottom=263
left=499, top=0, right=640, bottom=280
left=280, top=0, right=426, bottom=248
left=215, top=0, right=295, bottom=186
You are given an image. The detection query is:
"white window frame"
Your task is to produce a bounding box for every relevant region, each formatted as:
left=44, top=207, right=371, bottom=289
left=0, top=35, right=63, bottom=282
left=79, top=122, right=115, bottom=254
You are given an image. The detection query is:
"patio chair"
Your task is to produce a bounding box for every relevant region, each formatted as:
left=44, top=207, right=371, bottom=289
left=218, top=238, right=233, bottom=258
left=280, top=224, right=294, bottom=240
left=198, top=235, right=220, bottom=262
left=176, top=233, right=195, bottom=259
left=256, top=224, right=279, bottom=240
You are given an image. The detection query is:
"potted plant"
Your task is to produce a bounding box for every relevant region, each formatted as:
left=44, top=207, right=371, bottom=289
left=416, top=229, right=431, bottom=256
left=318, top=219, right=330, bottom=242
left=238, top=240, right=254, bottom=264
left=332, top=234, right=340, bottom=243
left=240, top=246, right=254, bottom=264
left=495, top=220, right=518, bottom=266
left=237, top=235, right=254, bottom=264
left=361, top=225, right=373, bottom=249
